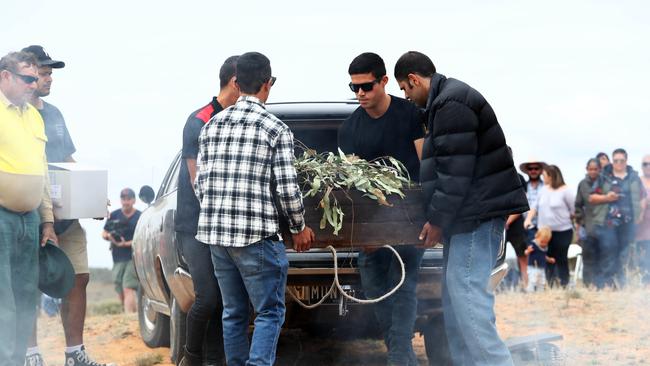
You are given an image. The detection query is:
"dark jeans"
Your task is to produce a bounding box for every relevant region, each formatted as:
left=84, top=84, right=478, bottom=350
left=358, top=245, right=424, bottom=366
left=210, top=239, right=288, bottom=366
left=598, top=222, right=636, bottom=288
left=545, top=229, right=573, bottom=287
left=178, top=232, right=224, bottom=363
left=637, top=240, right=650, bottom=284
left=0, top=207, right=40, bottom=366
left=443, top=217, right=513, bottom=366
left=581, top=234, right=599, bottom=287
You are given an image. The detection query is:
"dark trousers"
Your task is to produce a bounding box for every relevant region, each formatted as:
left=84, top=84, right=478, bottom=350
left=597, top=222, right=635, bottom=288
left=178, top=232, right=224, bottom=363
left=358, top=245, right=424, bottom=366
left=545, top=229, right=573, bottom=287
left=581, top=234, right=599, bottom=287
left=0, top=208, right=39, bottom=366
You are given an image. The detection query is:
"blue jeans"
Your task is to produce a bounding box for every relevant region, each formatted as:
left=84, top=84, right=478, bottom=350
left=0, top=207, right=40, bottom=366
left=358, top=245, right=424, bottom=366
left=210, top=239, right=288, bottom=366
left=442, top=217, right=513, bottom=366
left=597, top=222, right=636, bottom=288
left=178, top=232, right=223, bottom=363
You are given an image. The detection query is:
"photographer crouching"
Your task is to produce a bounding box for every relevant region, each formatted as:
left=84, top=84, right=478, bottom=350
left=101, top=188, right=141, bottom=312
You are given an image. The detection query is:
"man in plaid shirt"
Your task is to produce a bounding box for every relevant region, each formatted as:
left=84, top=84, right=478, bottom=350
left=195, top=51, right=315, bottom=366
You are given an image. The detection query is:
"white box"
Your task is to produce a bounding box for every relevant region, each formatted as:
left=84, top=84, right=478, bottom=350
left=48, top=163, right=108, bottom=219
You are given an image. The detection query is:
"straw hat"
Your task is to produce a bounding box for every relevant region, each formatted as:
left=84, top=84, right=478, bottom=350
left=519, top=159, right=548, bottom=174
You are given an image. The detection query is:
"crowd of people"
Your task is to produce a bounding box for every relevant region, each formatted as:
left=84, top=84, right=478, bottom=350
left=507, top=151, right=650, bottom=291
left=5, top=42, right=646, bottom=366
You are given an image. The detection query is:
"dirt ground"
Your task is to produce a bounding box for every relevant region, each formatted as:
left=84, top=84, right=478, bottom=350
left=35, top=278, right=650, bottom=366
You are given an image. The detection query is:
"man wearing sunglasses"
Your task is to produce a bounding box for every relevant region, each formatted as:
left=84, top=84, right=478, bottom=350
left=0, top=51, right=57, bottom=366
left=195, top=52, right=314, bottom=366
left=338, top=52, right=425, bottom=366
left=19, top=45, right=112, bottom=366
left=394, top=51, right=528, bottom=366
left=519, top=160, right=547, bottom=247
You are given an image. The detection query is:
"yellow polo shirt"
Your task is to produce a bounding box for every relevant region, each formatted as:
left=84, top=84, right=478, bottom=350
left=0, top=89, right=54, bottom=222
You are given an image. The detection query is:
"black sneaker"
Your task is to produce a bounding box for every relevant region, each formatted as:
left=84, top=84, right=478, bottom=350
left=24, top=353, right=46, bottom=366
left=64, top=346, right=115, bottom=366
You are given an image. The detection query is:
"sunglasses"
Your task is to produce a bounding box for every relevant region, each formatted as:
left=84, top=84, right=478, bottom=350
left=269, top=76, right=277, bottom=86
left=527, top=166, right=542, bottom=171
left=120, top=195, right=134, bottom=199
left=349, top=79, right=380, bottom=93
left=613, top=159, right=626, bottom=164
left=11, top=71, right=38, bottom=84
left=642, top=162, right=650, bottom=167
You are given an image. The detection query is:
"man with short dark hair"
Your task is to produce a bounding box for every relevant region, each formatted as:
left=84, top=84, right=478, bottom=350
left=175, top=55, right=239, bottom=366
left=394, top=50, right=528, bottom=366
left=195, top=51, right=315, bottom=366
left=101, top=188, right=141, bottom=312
left=21, top=44, right=112, bottom=366
left=338, top=52, right=425, bottom=366
left=0, top=50, right=57, bottom=366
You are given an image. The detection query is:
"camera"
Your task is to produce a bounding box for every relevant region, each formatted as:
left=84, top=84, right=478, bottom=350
left=105, top=219, right=129, bottom=242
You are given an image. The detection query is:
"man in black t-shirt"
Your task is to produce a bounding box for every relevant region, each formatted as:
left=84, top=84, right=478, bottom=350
left=102, top=188, right=141, bottom=313
left=175, top=56, right=239, bottom=366
left=338, top=53, right=425, bottom=366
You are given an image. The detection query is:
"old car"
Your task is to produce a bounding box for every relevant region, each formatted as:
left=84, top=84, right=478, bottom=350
left=132, top=101, right=509, bottom=365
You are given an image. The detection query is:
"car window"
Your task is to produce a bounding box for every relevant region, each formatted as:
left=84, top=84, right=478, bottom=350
left=157, top=152, right=181, bottom=198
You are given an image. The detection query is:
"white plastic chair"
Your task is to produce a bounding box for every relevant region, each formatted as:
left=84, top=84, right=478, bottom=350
left=567, top=243, right=583, bottom=287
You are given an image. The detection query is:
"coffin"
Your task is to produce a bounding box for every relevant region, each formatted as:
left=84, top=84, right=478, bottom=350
left=280, top=187, right=426, bottom=248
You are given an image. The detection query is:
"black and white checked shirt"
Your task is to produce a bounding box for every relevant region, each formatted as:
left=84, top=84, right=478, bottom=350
left=195, top=96, right=305, bottom=247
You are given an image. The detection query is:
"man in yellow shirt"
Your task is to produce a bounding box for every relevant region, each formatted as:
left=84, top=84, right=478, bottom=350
left=0, top=51, right=57, bottom=366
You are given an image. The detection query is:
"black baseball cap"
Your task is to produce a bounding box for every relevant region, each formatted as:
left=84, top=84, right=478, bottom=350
left=21, top=45, right=65, bottom=68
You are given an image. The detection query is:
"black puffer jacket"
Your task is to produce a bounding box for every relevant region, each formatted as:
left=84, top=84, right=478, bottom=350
left=421, top=74, right=528, bottom=235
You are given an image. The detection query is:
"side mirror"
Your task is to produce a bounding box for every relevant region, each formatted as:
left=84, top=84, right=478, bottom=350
left=139, top=185, right=155, bottom=205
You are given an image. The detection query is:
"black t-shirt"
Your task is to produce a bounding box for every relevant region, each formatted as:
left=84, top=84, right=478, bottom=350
left=104, top=209, right=142, bottom=263
left=175, top=97, right=223, bottom=234
left=338, top=95, right=425, bottom=181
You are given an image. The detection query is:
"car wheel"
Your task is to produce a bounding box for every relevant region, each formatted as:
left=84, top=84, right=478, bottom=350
left=423, top=314, right=452, bottom=366
left=170, top=296, right=187, bottom=365
left=138, top=286, right=170, bottom=347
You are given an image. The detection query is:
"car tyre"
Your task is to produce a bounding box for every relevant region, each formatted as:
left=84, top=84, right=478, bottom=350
left=170, top=296, right=187, bottom=365
left=423, top=314, right=452, bottom=366
left=138, top=286, right=170, bottom=348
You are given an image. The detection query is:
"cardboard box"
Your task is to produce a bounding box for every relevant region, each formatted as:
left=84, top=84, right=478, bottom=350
left=48, top=163, right=108, bottom=219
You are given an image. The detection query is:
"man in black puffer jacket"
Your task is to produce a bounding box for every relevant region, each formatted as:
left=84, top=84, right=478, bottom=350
left=395, top=51, right=528, bottom=366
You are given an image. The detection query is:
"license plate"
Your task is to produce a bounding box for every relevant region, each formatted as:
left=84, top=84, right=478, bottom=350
left=288, top=285, right=339, bottom=302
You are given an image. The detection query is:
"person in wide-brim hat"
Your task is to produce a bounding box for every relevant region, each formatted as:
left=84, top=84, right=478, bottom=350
left=519, top=159, right=548, bottom=175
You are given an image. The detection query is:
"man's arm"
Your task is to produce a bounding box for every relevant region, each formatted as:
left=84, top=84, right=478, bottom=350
left=39, top=164, right=57, bottom=246
left=575, top=183, right=586, bottom=226
left=187, top=158, right=197, bottom=188
left=413, top=138, right=424, bottom=161
left=272, top=128, right=314, bottom=251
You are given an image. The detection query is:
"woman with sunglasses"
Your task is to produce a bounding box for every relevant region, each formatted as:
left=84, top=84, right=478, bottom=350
left=524, top=165, right=575, bottom=287
left=589, top=148, right=644, bottom=288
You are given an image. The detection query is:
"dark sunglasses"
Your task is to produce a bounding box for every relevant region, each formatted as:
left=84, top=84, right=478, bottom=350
left=349, top=79, right=380, bottom=93
left=269, top=76, right=277, bottom=86
left=527, top=166, right=542, bottom=171
left=613, top=159, right=626, bottom=163
left=11, top=71, right=38, bottom=84
left=120, top=195, right=134, bottom=199
left=642, top=162, right=650, bottom=167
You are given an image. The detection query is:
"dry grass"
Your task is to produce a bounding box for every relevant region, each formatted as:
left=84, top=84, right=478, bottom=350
left=134, top=353, right=164, bottom=366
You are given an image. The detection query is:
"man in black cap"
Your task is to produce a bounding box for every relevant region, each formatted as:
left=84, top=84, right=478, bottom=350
left=102, top=188, right=141, bottom=313
left=20, top=45, right=113, bottom=366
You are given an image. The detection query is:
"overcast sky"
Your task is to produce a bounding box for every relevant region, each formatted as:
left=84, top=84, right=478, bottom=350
left=4, top=0, right=649, bottom=268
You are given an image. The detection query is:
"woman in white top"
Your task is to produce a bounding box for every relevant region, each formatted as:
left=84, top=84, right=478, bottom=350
left=524, top=164, right=575, bottom=287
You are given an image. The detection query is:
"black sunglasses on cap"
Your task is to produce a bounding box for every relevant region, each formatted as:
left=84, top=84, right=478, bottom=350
left=349, top=78, right=380, bottom=93
left=10, top=71, right=38, bottom=84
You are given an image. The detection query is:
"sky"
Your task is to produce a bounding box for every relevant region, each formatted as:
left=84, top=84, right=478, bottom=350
left=3, top=0, right=649, bottom=268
